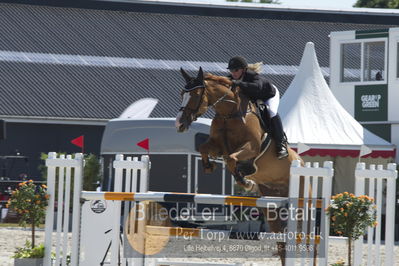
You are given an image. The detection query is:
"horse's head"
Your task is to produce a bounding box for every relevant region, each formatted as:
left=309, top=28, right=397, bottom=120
left=175, top=67, right=209, bottom=132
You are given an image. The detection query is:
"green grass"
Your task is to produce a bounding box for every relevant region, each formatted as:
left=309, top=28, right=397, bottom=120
left=0, top=223, right=21, bottom=227
left=0, top=223, right=45, bottom=228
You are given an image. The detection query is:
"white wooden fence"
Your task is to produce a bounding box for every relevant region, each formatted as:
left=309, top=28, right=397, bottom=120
left=286, top=160, right=334, bottom=266
left=42, top=153, right=397, bottom=266
left=43, top=153, right=84, bottom=266
left=354, top=162, right=397, bottom=266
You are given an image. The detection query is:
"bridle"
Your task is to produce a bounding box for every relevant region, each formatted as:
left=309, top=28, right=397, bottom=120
left=179, top=85, right=206, bottom=115
left=179, top=82, right=238, bottom=116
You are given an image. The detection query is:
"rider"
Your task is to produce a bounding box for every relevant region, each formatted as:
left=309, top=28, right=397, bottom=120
left=227, top=56, right=288, bottom=159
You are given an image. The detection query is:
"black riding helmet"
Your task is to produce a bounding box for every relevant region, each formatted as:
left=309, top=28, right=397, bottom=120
left=227, top=56, right=248, bottom=70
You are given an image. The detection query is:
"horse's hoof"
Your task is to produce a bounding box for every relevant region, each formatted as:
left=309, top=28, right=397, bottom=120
left=203, top=162, right=216, bottom=173
left=243, top=179, right=257, bottom=192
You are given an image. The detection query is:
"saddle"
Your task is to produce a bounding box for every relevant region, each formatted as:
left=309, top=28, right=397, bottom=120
left=236, top=102, right=272, bottom=177
left=254, top=101, right=271, bottom=134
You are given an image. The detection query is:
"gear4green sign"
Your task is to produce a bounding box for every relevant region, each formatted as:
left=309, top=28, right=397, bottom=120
left=355, top=85, right=387, bottom=121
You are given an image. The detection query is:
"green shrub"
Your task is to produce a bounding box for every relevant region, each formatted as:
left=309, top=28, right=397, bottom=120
left=12, top=241, right=45, bottom=259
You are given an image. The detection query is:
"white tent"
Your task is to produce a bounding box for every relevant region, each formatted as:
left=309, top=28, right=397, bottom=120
left=279, top=42, right=396, bottom=193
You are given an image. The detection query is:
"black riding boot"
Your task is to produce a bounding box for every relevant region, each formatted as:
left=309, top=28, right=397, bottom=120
left=270, top=114, right=288, bottom=159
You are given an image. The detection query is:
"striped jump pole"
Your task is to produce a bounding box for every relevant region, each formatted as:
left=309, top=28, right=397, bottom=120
left=81, top=191, right=289, bottom=208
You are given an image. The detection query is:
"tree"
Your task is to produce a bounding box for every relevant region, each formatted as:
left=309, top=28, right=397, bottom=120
left=7, top=180, right=49, bottom=248
left=83, top=154, right=102, bottom=191
left=354, top=0, right=399, bottom=8
left=40, top=152, right=101, bottom=191
left=326, top=192, right=377, bottom=266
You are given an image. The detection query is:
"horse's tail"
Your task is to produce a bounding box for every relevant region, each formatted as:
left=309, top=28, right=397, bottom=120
left=248, top=62, right=263, bottom=73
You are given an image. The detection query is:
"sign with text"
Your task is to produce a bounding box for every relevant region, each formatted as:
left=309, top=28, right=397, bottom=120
left=355, top=85, right=387, bottom=121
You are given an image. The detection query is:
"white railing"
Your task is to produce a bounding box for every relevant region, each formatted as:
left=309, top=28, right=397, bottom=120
left=286, top=160, right=334, bottom=266
left=44, top=153, right=150, bottom=266
left=112, top=154, right=150, bottom=266
left=354, top=162, right=397, bottom=266
left=43, top=153, right=84, bottom=266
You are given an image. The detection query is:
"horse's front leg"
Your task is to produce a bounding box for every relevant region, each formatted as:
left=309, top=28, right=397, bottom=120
left=198, top=139, right=221, bottom=174
left=226, top=141, right=260, bottom=191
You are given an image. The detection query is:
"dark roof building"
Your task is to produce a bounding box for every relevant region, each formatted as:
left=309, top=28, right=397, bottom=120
left=0, top=0, right=398, bottom=179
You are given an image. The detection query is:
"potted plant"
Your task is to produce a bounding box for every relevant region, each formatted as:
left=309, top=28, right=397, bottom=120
left=12, top=241, right=45, bottom=266
left=326, top=192, right=377, bottom=266
left=6, top=180, right=49, bottom=265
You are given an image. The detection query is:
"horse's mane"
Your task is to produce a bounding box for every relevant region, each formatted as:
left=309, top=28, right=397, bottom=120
left=204, top=73, right=232, bottom=87
left=204, top=73, right=253, bottom=112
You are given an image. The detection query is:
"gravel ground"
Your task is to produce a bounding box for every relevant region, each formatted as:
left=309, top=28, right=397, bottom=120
left=1, top=227, right=398, bottom=266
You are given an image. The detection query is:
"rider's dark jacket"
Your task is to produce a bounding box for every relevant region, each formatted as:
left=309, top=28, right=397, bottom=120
left=228, top=69, right=276, bottom=102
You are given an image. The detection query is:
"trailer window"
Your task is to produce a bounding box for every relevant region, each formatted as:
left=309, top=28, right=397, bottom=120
left=341, top=43, right=361, bottom=82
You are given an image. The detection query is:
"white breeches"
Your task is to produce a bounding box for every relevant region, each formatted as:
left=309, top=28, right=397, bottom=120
left=264, top=85, right=280, bottom=118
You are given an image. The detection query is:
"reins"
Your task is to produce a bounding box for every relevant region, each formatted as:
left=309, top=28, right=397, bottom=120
left=205, top=81, right=248, bottom=155
left=206, top=82, right=244, bottom=119
left=210, top=89, right=237, bottom=109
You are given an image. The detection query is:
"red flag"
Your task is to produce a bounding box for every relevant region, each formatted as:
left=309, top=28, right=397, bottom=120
left=136, top=138, right=149, bottom=151
left=71, top=135, right=84, bottom=148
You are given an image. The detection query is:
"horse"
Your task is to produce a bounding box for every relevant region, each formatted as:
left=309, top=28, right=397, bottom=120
left=175, top=67, right=303, bottom=265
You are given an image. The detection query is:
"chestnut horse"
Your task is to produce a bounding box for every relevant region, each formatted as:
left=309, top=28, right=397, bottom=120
left=175, top=67, right=303, bottom=265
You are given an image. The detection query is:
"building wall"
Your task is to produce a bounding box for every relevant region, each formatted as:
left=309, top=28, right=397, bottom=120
left=0, top=122, right=104, bottom=180
left=330, top=27, right=398, bottom=161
